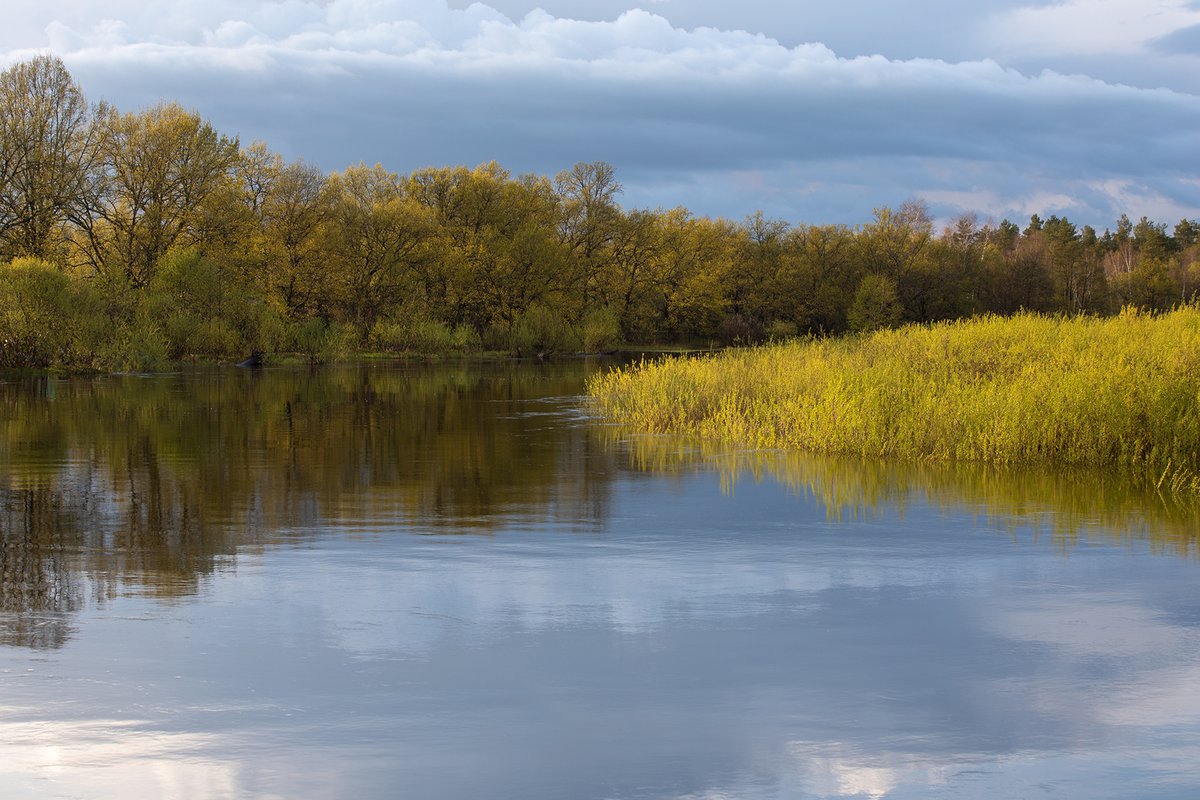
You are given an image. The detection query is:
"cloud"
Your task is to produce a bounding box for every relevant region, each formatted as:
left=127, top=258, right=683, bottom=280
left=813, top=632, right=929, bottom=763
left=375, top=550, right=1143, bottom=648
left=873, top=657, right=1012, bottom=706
left=1153, top=21, right=1200, bottom=53
left=986, top=0, right=1200, bottom=56
left=2, top=0, right=1200, bottom=225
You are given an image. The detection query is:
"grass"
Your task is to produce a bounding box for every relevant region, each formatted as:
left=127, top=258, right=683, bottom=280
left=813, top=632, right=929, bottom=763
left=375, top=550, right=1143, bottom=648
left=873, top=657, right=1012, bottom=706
left=587, top=307, right=1200, bottom=494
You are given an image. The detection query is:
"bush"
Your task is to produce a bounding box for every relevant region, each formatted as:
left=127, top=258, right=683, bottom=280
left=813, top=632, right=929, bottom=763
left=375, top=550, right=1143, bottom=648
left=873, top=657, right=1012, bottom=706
left=252, top=303, right=291, bottom=354
left=582, top=306, right=621, bottom=353
left=589, top=307, right=1200, bottom=494
left=291, top=318, right=351, bottom=364
left=147, top=248, right=256, bottom=359
left=191, top=318, right=242, bottom=359
left=848, top=273, right=902, bottom=333
left=370, top=316, right=482, bottom=354
left=718, top=313, right=760, bottom=345
left=0, top=258, right=103, bottom=370
left=765, top=319, right=799, bottom=341
left=510, top=303, right=581, bottom=357
left=98, top=313, right=170, bottom=372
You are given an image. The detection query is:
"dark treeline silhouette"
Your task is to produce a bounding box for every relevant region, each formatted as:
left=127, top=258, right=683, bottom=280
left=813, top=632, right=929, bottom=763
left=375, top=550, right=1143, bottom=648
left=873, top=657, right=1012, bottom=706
left=2, top=55, right=1199, bottom=369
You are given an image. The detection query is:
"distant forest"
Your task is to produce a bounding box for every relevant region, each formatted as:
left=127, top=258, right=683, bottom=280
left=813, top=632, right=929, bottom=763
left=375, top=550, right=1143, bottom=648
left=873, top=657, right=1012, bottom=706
left=2, top=54, right=1199, bottom=370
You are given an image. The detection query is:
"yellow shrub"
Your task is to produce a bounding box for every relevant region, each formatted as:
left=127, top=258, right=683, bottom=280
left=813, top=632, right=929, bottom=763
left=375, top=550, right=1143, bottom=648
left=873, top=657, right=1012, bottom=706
left=588, top=309, right=1200, bottom=493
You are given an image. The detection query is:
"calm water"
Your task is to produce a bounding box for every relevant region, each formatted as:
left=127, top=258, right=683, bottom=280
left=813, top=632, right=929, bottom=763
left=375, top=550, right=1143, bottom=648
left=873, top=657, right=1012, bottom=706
left=2, top=361, right=1199, bottom=799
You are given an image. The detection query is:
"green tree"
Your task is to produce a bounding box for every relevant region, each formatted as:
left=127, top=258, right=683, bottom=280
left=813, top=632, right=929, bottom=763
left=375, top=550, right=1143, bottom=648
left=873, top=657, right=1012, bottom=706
left=647, top=209, right=733, bottom=341
left=325, top=163, right=437, bottom=343
left=261, top=158, right=332, bottom=319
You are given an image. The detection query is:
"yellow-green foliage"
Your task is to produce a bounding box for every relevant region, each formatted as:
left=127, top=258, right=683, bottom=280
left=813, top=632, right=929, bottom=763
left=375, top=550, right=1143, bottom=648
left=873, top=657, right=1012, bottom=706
left=588, top=307, right=1200, bottom=493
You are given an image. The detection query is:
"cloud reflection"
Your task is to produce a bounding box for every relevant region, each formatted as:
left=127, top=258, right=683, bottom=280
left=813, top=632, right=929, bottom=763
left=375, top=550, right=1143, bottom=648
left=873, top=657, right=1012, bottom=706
left=0, top=715, right=237, bottom=800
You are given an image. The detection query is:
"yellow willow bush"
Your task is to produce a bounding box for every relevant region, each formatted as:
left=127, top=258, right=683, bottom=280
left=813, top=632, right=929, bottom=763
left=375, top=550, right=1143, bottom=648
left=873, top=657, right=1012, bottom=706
left=587, top=307, right=1200, bottom=493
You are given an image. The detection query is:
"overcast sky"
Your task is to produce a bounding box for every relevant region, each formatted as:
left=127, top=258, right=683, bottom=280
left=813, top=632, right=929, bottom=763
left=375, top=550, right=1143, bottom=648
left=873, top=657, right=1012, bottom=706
left=2, top=0, right=1199, bottom=228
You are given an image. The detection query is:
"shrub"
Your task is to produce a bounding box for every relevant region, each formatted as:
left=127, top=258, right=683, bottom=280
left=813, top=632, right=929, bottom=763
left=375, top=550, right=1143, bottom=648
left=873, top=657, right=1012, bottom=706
left=588, top=308, right=1200, bottom=494
left=717, top=313, right=760, bottom=345
left=848, top=273, right=902, bottom=333
left=370, top=316, right=481, bottom=354
left=582, top=306, right=622, bottom=353
left=765, top=319, right=799, bottom=341
left=510, top=304, right=581, bottom=357
left=0, top=258, right=101, bottom=369
left=292, top=319, right=352, bottom=364
left=98, top=313, right=170, bottom=372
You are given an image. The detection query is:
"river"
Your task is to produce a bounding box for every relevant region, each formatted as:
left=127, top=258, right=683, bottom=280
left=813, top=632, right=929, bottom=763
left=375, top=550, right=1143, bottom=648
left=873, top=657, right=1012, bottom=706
left=1, top=361, right=1198, bottom=799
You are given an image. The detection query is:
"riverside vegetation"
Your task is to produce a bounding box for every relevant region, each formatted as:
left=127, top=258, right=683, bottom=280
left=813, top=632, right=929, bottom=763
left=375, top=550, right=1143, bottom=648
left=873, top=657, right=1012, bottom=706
left=588, top=307, right=1200, bottom=494
left=2, top=56, right=1200, bottom=371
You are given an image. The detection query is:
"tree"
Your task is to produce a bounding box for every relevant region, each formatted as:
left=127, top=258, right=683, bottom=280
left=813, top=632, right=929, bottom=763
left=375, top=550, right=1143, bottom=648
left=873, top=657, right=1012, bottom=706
left=1174, top=219, right=1199, bottom=250
left=857, top=200, right=934, bottom=320
left=261, top=158, right=332, bottom=319
left=1041, top=215, right=1105, bottom=312
left=602, top=209, right=662, bottom=339
left=0, top=56, right=100, bottom=262
left=325, top=163, right=437, bottom=342
left=458, top=172, right=571, bottom=335
left=407, top=162, right=530, bottom=329
left=648, top=209, right=733, bottom=341
left=555, top=161, right=622, bottom=306
left=730, top=211, right=789, bottom=327
left=982, top=234, right=1054, bottom=314
left=78, top=103, right=240, bottom=286
left=187, top=141, right=277, bottom=284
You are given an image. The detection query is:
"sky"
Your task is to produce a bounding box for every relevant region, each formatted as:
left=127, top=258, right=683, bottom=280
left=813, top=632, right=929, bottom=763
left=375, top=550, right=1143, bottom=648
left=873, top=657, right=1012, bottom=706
left=1, top=0, right=1199, bottom=228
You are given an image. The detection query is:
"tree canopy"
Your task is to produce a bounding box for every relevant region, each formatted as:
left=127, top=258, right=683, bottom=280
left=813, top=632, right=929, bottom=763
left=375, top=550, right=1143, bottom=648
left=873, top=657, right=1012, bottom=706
left=2, top=56, right=1199, bottom=370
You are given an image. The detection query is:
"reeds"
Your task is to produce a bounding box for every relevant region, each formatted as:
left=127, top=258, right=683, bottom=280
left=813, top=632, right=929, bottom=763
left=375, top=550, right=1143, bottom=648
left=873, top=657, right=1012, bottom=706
left=587, top=307, right=1200, bottom=493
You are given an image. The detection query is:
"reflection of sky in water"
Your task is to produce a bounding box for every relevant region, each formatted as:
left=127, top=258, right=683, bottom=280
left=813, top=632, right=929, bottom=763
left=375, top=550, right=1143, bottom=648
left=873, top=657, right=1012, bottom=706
left=3, top=470, right=1200, bottom=799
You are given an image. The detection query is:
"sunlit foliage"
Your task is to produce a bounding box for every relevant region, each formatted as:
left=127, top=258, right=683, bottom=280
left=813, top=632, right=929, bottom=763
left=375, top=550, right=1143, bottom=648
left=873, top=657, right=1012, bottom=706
left=588, top=307, right=1200, bottom=493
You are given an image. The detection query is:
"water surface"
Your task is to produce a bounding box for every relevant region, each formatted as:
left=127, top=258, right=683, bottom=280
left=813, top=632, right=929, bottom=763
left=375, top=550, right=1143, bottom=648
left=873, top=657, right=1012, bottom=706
left=1, top=362, right=1199, bottom=799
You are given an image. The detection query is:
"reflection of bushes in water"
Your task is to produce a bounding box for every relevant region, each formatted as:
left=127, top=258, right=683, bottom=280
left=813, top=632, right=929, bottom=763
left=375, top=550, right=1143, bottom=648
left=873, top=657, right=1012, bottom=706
left=598, top=428, right=1200, bottom=556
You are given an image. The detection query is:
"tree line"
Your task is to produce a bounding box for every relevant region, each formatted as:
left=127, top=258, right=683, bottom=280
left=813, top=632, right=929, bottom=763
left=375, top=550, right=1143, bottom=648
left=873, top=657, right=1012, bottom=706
left=2, top=55, right=1199, bottom=369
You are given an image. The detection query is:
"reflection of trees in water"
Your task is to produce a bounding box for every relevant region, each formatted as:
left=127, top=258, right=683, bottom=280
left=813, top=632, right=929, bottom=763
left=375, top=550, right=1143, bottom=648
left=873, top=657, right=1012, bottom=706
left=0, top=363, right=617, bottom=647
left=1, top=484, right=85, bottom=649
left=603, top=429, right=1200, bottom=556
left=5, top=362, right=1197, bottom=651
